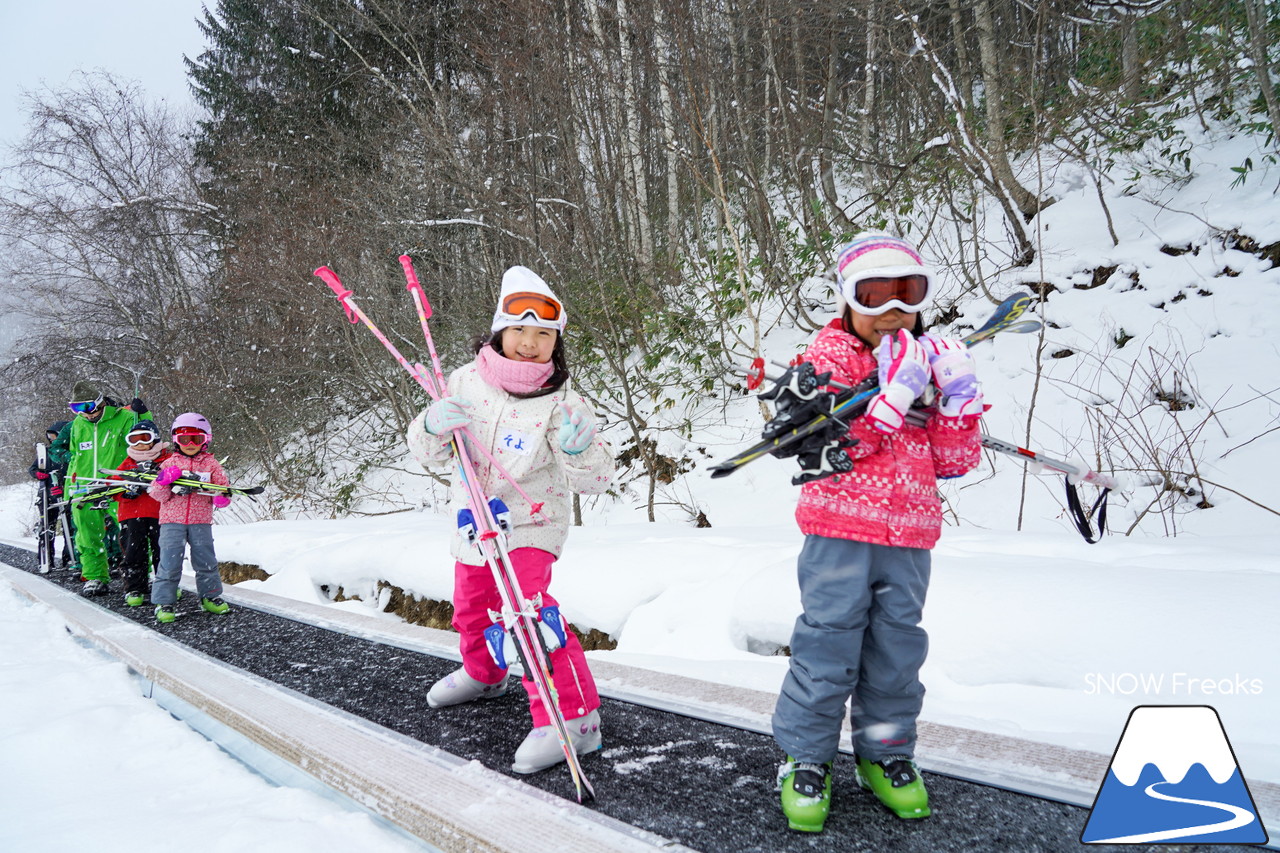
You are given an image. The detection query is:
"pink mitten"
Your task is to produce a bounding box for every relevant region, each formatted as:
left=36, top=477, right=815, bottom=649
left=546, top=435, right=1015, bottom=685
left=212, top=495, right=231, bottom=508
left=865, top=330, right=931, bottom=434
left=154, top=466, right=183, bottom=487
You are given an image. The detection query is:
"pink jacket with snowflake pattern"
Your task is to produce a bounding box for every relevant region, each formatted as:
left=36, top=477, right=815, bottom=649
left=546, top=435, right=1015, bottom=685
left=794, top=320, right=981, bottom=549
left=147, top=450, right=229, bottom=525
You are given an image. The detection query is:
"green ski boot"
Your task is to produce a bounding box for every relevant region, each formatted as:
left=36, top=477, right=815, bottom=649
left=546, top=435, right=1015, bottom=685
left=856, top=755, right=930, bottom=819
left=155, top=605, right=176, bottom=624
left=124, top=590, right=145, bottom=607
left=201, top=596, right=230, bottom=615
left=777, top=757, right=833, bottom=832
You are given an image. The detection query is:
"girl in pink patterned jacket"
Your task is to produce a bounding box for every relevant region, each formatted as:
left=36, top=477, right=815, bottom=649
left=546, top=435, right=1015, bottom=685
left=406, top=266, right=614, bottom=777
left=148, top=412, right=232, bottom=624
left=773, top=234, right=983, bottom=832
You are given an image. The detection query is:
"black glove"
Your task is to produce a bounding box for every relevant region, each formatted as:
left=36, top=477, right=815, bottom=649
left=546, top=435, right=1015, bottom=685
left=130, top=397, right=148, bottom=414
left=123, top=484, right=146, bottom=499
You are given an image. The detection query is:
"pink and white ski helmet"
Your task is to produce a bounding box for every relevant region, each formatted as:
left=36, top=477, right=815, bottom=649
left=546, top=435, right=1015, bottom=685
left=171, top=412, right=212, bottom=437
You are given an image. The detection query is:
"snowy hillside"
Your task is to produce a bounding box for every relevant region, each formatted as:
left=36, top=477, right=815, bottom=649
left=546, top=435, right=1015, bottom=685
left=3, top=113, right=1277, bottom=794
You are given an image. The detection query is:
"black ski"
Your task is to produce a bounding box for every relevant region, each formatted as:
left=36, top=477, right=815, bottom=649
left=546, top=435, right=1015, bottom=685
left=35, top=443, right=52, bottom=573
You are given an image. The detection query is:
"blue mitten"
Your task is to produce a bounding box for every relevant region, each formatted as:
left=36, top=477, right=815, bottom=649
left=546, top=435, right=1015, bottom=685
left=424, top=397, right=472, bottom=435
left=557, top=405, right=597, bottom=455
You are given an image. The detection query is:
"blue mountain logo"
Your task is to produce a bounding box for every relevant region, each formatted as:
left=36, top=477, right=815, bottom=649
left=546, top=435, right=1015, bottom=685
left=1082, top=705, right=1268, bottom=845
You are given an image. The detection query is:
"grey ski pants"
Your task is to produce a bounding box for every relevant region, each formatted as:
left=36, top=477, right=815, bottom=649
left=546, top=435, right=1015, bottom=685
left=151, top=523, right=222, bottom=606
left=772, top=535, right=931, bottom=764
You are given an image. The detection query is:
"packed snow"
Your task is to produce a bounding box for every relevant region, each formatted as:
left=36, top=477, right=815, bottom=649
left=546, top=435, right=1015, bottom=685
left=0, top=553, right=427, bottom=853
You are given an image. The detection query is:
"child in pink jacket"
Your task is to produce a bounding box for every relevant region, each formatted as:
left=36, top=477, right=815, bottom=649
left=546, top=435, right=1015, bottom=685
left=773, top=234, right=982, bottom=832
left=148, top=412, right=232, bottom=624
left=407, top=265, right=614, bottom=777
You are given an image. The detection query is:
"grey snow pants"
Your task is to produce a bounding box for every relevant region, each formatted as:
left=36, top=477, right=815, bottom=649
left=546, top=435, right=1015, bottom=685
left=772, top=535, right=931, bottom=764
left=151, top=523, right=222, bottom=606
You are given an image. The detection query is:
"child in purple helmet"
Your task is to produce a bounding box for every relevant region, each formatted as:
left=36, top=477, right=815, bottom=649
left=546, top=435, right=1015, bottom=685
left=148, top=412, right=233, bottom=623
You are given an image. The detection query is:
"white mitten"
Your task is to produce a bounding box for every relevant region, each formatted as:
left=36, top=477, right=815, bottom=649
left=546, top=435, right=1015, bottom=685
left=865, top=330, right=931, bottom=433
left=920, top=334, right=984, bottom=419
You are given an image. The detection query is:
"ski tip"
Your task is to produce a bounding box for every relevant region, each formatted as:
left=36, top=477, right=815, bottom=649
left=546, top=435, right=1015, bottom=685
left=708, top=465, right=732, bottom=479
left=1003, top=320, right=1043, bottom=335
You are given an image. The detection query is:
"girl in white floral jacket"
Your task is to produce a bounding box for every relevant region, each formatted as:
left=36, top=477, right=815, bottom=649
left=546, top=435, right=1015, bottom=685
left=406, top=266, right=614, bottom=775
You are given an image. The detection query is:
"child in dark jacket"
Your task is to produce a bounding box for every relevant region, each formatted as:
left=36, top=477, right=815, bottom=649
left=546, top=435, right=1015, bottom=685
left=148, top=412, right=232, bottom=623
left=30, top=421, right=72, bottom=568
left=112, top=420, right=168, bottom=607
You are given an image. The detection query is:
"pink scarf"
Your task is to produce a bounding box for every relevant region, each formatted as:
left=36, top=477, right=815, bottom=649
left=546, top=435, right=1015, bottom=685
left=127, top=442, right=169, bottom=462
left=476, top=345, right=554, bottom=395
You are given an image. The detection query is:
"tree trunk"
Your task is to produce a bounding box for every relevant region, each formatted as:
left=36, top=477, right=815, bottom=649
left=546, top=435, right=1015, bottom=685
left=972, top=0, right=1043, bottom=219
left=819, top=23, right=852, bottom=229
left=1244, top=0, right=1280, bottom=151
left=652, top=3, right=682, bottom=252
left=616, top=0, right=654, bottom=270
left=948, top=0, right=974, bottom=98
left=859, top=0, right=880, bottom=191
left=1120, top=11, right=1140, bottom=103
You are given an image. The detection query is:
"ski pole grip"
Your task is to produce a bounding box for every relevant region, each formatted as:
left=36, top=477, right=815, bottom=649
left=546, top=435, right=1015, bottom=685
left=398, top=255, right=433, bottom=318
left=314, top=266, right=357, bottom=323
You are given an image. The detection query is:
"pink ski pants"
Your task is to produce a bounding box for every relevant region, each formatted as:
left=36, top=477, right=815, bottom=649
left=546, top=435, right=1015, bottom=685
left=453, top=547, right=600, bottom=726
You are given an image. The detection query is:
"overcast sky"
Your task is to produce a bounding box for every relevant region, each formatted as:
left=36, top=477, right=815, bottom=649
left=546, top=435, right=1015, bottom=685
left=0, top=0, right=211, bottom=149
left=0, top=1, right=211, bottom=357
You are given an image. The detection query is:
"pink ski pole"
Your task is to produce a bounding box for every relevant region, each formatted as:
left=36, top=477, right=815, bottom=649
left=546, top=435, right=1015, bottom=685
left=316, top=266, right=437, bottom=396
left=398, top=256, right=546, bottom=515
left=317, top=265, right=545, bottom=515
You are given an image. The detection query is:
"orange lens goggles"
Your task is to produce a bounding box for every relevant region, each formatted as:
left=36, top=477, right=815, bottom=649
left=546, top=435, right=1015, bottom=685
left=852, top=275, right=930, bottom=311
left=500, top=291, right=563, bottom=323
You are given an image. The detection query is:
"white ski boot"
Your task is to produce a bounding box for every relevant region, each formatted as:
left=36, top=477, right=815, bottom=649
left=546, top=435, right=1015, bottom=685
left=426, top=668, right=508, bottom=709
left=512, top=709, right=602, bottom=774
